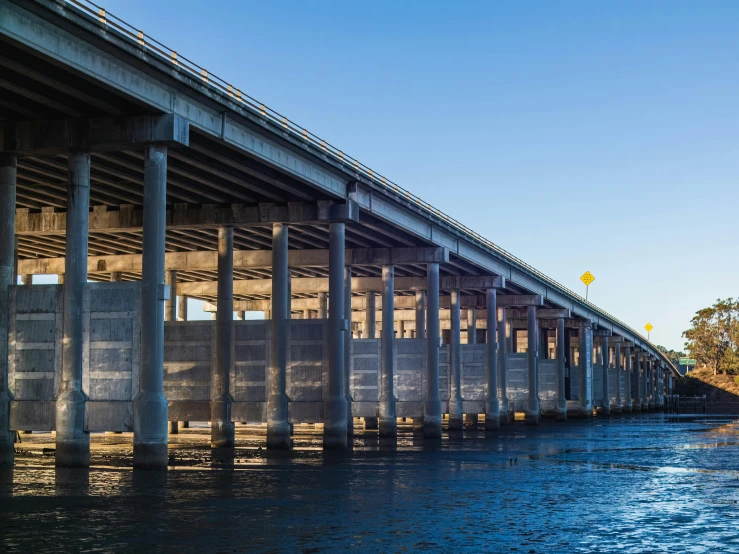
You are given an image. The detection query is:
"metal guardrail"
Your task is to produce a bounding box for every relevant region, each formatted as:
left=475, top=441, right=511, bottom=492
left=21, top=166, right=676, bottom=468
left=63, top=0, right=670, bottom=365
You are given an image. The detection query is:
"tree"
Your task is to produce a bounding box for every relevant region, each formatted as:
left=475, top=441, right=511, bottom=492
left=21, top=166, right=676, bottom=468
left=682, top=298, right=739, bottom=375
left=656, top=345, right=685, bottom=368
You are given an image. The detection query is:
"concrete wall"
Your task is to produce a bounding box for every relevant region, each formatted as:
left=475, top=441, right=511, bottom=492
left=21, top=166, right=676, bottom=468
left=507, top=353, right=528, bottom=412
left=539, top=359, right=557, bottom=412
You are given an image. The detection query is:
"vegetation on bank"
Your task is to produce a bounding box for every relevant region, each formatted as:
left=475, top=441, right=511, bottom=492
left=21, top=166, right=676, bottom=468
left=673, top=367, right=739, bottom=402
left=682, top=298, right=739, bottom=376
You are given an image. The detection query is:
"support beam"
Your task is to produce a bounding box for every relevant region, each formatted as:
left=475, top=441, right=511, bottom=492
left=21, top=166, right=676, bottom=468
left=1, top=114, right=189, bottom=155
left=344, top=265, right=353, bottom=435
left=15, top=200, right=359, bottom=236
left=578, top=325, right=593, bottom=418
left=178, top=295, right=188, bottom=321
left=212, top=227, right=234, bottom=448
left=498, top=307, right=509, bottom=425
left=614, top=342, right=622, bottom=414
left=324, top=222, right=347, bottom=449
left=526, top=305, right=540, bottom=425
left=133, top=144, right=169, bottom=469
left=379, top=265, right=396, bottom=437
left=484, top=289, right=499, bottom=430
left=56, top=150, right=90, bottom=468
left=623, top=346, right=633, bottom=413
left=164, top=270, right=177, bottom=323
left=266, top=223, right=290, bottom=449
left=365, top=292, right=375, bottom=338
left=415, top=291, right=426, bottom=339
left=317, top=292, right=328, bottom=319
left=497, top=295, right=543, bottom=307
left=633, top=349, right=642, bottom=412
left=467, top=308, right=477, bottom=344
left=0, top=153, right=16, bottom=466
left=18, top=246, right=445, bottom=274
left=600, top=336, right=611, bottom=416
left=424, top=263, right=442, bottom=438
left=448, top=289, right=463, bottom=431
left=555, top=317, right=567, bottom=421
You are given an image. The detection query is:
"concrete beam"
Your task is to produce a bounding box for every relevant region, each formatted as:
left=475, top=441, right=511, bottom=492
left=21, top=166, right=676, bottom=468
left=15, top=200, right=359, bottom=236
left=496, top=295, right=543, bottom=307
left=1, top=114, right=189, bottom=155
left=19, top=246, right=446, bottom=274
left=505, top=308, right=570, bottom=319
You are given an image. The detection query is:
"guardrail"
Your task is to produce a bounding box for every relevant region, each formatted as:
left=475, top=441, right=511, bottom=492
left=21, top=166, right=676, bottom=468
left=64, top=0, right=671, bottom=367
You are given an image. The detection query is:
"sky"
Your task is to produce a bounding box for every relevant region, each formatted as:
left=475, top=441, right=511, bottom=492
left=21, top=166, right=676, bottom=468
left=73, top=0, right=739, bottom=350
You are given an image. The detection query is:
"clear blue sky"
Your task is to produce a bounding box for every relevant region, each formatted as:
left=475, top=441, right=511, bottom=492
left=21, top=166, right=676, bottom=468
left=91, top=0, right=739, bottom=350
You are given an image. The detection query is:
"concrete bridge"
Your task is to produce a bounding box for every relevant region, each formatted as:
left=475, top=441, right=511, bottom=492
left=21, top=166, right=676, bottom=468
left=0, top=0, right=678, bottom=468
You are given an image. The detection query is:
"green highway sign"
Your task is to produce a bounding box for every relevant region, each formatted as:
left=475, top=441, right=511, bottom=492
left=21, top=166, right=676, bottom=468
left=679, top=357, right=696, bottom=366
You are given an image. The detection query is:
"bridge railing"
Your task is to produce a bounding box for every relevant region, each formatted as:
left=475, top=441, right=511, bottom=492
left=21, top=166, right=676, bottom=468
left=64, top=0, right=671, bottom=367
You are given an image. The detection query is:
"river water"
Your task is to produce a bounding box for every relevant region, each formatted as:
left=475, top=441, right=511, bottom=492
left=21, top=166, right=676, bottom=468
left=1, top=415, right=738, bottom=553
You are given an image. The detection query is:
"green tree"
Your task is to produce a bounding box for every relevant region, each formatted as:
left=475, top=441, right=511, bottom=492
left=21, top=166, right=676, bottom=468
left=682, top=298, right=739, bottom=375
left=656, top=345, right=685, bottom=368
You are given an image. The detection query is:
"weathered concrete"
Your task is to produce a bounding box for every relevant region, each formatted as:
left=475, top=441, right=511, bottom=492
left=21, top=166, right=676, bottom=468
left=56, top=150, right=90, bottom=468
left=525, top=305, right=540, bottom=424
left=578, top=326, right=593, bottom=418
left=423, top=263, right=442, bottom=438
left=0, top=153, right=16, bottom=466
left=415, top=291, right=426, bottom=339
left=323, top=222, right=347, bottom=449
left=484, top=289, right=499, bottom=430
left=365, top=292, right=376, bottom=339
left=133, top=144, right=169, bottom=469
left=378, top=265, right=396, bottom=437
left=467, top=308, right=477, bottom=345
left=613, top=342, right=623, bottom=414
left=600, top=336, right=611, bottom=416
left=211, top=227, right=234, bottom=448
left=344, top=265, right=353, bottom=434
left=164, top=270, right=177, bottom=323
left=640, top=351, right=648, bottom=412
left=623, top=346, right=633, bottom=412
left=318, top=292, right=328, bottom=319
left=178, top=294, right=188, bottom=322
left=498, top=307, right=509, bottom=425
left=555, top=317, right=567, bottom=421
left=448, top=289, right=463, bottom=431
left=266, top=223, right=290, bottom=449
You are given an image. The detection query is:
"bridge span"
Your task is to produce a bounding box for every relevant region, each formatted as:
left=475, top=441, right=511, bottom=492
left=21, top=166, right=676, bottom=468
left=0, top=0, right=678, bottom=468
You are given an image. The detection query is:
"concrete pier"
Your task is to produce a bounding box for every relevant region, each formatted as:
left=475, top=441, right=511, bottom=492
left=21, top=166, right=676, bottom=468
left=415, top=291, right=426, bottom=339
left=344, top=265, right=353, bottom=435
left=164, top=270, right=177, bottom=323
left=623, top=347, right=633, bottom=412
left=525, top=305, right=540, bottom=424
left=448, top=289, right=463, bottom=431
left=365, top=292, right=376, bottom=339
left=578, top=326, right=593, bottom=418
left=484, top=289, right=500, bottom=430
left=267, top=223, right=290, bottom=449
left=423, top=263, right=442, bottom=438
left=323, top=222, right=348, bottom=449
left=633, top=349, right=642, bottom=412
left=133, top=144, right=169, bottom=469
left=211, top=227, right=235, bottom=448
left=640, top=351, right=648, bottom=412
left=601, top=336, right=611, bottom=416
left=378, top=265, right=396, bottom=437
left=178, top=295, right=188, bottom=321
left=467, top=307, right=477, bottom=344
left=555, top=317, right=567, bottom=421
left=56, top=151, right=91, bottom=468
left=498, top=307, right=509, bottom=425
left=0, top=153, right=16, bottom=466
left=613, top=342, right=622, bottom=414
left=318, top=292, right=328, bottom=319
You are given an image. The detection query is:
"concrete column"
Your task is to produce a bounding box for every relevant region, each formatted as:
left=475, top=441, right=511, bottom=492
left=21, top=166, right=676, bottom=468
left=324, top=222, right=347, bottom=449
left=177, top=295, right=188, bottom=321
left=448, top=289, right=463, bottom=431
left=237, top=310, right=245, bottom=321
left=20, top=274, right=32, bottom=285
left=640, top=351, right=648, bottom=412
left=555, top=317, right=567, bottom=421
left=467, top=307, right=477, bottom=344
left=498, top=307, right=509, bottom=425
left=484, top=289, right=499, bottom=430
left=365, top=292, right=376, bottom=339
left=614, top=342, right=622, bottom=414
left=0, top=153, right=16, bottom=466
left=318, top=292, right=328, bottom=319
left=378, top=264, right=396, bottom=437
left=623, top=347, right=633, bottom=412
left=110, top=271, right=122, bottom=282
left=648, top=358, right=656, bottom=411
left=211, top=227, right=234, bottom=448
left=632, top=350, right=642, bottom=411
left=578, top=326, right=593, bottom=418
left=526, top=305, right=540, bottom=424
left=398, top=319, right=405, bottom=338
left=344, top=265, right=353, bottom=435
left=415, top=290, right=426, bottom=339
left=267, top=223, right=290, bottom=448
left=164, top=270, right=177, bottom=323
left=58, top=274, right=64, bottom=284
left=56, top=150, right=91, bottom=468
left=601, top=337, right=610, bottom=416
left=133, top=144, right=169, bottom=469
left=423, top=262, right=442, bottom=438
left=303, top=309, right=311, bottom=320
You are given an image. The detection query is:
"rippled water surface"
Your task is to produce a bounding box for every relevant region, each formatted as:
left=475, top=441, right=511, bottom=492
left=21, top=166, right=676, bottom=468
left=2, top=415, right=738, bottom=553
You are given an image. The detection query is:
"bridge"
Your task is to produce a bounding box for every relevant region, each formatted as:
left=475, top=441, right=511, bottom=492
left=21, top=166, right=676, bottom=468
left=0, top=0, right=678, bottom=468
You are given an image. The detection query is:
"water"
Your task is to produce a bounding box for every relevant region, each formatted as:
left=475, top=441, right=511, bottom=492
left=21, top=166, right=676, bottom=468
left=2, top=416, right=738, bottom=553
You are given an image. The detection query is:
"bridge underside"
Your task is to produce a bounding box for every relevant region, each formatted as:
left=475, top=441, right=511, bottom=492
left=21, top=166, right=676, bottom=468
left=0, top=0, right=675, bottom=468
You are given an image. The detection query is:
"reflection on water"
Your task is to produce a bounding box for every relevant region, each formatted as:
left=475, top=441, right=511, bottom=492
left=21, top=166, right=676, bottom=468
left=1, top=416, right=738, bottom=553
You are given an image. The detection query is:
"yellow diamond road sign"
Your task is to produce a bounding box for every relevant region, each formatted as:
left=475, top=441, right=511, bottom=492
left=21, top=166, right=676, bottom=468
left=580, top=271, right=595, bottom=286
left=645, top=323, right=653, bottom=333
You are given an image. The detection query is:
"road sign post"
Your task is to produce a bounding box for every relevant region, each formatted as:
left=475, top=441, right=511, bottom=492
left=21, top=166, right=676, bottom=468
left=580, top=271, right=595, bottom=301
left=644, top=322, right=653, bottom=340
left=678, top=357, right=696, bottom=372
